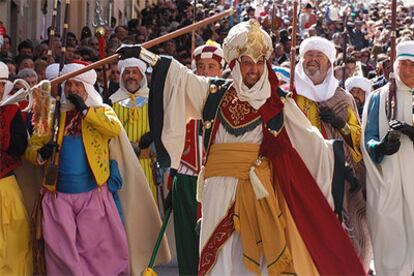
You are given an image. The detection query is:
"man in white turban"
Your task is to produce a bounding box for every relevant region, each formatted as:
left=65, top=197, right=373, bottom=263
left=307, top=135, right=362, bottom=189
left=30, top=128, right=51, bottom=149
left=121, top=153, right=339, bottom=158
left=117, top=19, right=364, bottom=275
left=294, top=36, right=372, bottom=271
left=362, top=40, right=414, bottom=275
left=25, top=61, right=170, bottom=275
left=345, top=76, right=373, bottom=117
left=109, top=58, right=158, bottom=201
left=0, top=61, right=32, bottom=275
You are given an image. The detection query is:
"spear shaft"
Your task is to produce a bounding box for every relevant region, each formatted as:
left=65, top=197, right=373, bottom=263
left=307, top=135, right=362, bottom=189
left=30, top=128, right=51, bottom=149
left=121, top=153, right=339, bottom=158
left=289, top=0, right=299, bottom=92
left=388, top=0, right=397, bottom=120
left=49, top=8, right=234, bottom=87
left=47, top=0, right=59, bottom=64
left=45, top=0, right=71, bottom=186
left=341, top=11, right=348, bottom=88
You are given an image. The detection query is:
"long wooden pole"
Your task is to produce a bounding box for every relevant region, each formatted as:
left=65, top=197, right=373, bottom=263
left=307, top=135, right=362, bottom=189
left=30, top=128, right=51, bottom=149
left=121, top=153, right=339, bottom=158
left=289, top=0, right=299, bottom=92
left=341, top=11, right=348, bottom=88
left=191, top=0, right=197, bottom=57
left=388, top=0, right=397, bottom=120
left=47, top=0, right=58, bottom=64
left=45, top=0, right=70, bottom=186
left=49, top=8, right=234, bottom=86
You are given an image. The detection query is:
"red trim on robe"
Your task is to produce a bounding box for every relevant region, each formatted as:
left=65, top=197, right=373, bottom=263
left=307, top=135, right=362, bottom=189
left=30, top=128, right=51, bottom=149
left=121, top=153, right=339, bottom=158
left=197, top=64, right=364, bottom=275
left=198, top=204, right=235, bottom=276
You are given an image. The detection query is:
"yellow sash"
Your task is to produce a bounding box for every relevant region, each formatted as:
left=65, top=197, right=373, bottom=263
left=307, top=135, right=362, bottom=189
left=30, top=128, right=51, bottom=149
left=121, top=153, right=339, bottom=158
left=204, top=143, right=295, bottom=275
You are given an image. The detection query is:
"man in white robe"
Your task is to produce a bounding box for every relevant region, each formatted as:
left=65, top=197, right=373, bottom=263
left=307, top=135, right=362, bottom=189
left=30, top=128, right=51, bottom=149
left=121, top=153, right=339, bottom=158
left=362, top=40, right=414, bottom=275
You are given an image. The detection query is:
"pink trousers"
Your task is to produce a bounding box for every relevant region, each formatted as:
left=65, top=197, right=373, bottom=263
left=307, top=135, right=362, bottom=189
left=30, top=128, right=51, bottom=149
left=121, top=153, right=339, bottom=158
left=42, top=185, right=129, bottom=275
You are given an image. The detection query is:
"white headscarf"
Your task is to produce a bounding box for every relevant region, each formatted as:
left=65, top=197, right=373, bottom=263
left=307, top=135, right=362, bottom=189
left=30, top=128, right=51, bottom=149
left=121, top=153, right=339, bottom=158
left=45, top=63, right=60, bottom=80
left=61, top=63, right=103, bottom=108
left=222, top=20, right=273, bottom=110
left=394, top=40, right=414, bottom=90
left=110, top=58, right=149, bottom=103
left=231, top=62, right=271, bottom=110
left=345, top=76, right=372, bottom=94
left=295, top=36, right=339, bottom=102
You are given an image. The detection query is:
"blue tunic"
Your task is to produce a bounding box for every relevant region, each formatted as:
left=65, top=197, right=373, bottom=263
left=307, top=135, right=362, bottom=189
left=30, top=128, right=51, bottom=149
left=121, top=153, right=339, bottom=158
left=57, top=135, right=97, bottom=193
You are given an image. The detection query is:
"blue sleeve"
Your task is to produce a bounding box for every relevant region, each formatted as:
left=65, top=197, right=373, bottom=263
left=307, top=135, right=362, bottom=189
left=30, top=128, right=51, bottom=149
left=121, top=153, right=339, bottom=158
left=364, top=93, right=384, bottom=164
left=107, top=160, right=125, bottom=224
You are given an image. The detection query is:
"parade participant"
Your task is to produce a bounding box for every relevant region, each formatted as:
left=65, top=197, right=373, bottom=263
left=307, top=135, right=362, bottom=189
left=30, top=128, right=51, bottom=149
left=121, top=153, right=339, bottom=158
left=0, top=61, right=32, bottom=275
left=294, top=36, right=371, bottom=270
left=172, top=43, right=224, bottom=275
left=119, top=20, right=365, bottom=275
left=345, top=76, right=373, bottom=117
left=109, top=58, right=157, bottom=200
left=362, top=40, right=414, bottom=275
left=25, top=61, right=170, bottom=274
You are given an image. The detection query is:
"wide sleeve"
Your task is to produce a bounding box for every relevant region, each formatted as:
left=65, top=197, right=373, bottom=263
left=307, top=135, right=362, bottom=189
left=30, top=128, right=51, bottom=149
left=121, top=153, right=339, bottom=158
left=283, top=97, right=335, bottom=208
left=363, top=92, right=383, bottom=164
left=83, top=105, right=122, bottom=138
left=345, top=106, right=363, bottom=163
left=25, top=134, right=49, bottom=165
left=149, top=56, right=209, bottom=169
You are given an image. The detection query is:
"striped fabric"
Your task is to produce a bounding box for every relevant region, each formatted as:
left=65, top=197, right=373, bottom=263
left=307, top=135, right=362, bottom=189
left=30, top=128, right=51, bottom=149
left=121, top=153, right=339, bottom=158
left=113, top=100, right=157, bottom=201
left=193, top=45, right=225, bottom=67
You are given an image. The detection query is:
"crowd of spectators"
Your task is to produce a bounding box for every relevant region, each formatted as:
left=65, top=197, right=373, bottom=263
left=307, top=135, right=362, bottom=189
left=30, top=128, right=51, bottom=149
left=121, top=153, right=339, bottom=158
left=1, top=0, right=413, bottom=96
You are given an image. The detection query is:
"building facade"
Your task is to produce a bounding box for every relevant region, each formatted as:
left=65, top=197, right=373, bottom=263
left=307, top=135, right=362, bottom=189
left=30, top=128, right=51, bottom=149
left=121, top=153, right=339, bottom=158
left=0, top=0, right=152, bottom=54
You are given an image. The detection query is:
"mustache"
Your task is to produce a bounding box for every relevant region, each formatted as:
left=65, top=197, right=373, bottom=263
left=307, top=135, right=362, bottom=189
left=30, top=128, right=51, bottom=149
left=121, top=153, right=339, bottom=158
left=306, top=61, right=321, bottom=67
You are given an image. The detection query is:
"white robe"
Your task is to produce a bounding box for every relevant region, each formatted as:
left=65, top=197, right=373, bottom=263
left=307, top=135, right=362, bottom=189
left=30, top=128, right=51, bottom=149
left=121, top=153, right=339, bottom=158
left=361, top=84, right=414, bottom=275
left=161, top=59, right=337, bottom=275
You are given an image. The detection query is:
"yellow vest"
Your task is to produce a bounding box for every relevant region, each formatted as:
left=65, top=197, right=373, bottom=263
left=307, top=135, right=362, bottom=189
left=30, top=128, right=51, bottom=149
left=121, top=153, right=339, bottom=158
left=25, top=106, right=122, bottom=192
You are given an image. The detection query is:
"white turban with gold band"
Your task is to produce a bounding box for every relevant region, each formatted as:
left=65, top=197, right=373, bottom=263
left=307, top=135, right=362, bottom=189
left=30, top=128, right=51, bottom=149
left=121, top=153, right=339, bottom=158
left=61, top=62, right=103, bottom=107
left=222, top=20, right=273, bottom=110
left=223, top=19, right=273, bottom=64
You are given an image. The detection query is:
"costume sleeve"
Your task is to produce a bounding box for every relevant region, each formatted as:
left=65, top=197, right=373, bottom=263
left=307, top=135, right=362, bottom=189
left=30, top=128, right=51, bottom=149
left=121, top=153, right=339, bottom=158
left=24, top=134, right=49, bottom=165
left=149, top=56, right=210, bottom=169
left=283, top=97, right=335, bottom=208
left=7, top=110, right=28, bottom=157
left=83, top=106, right=122, bottom=138
left=346, top=106, right=363, bottom=163
left=364, top=92, right=383, bottom=164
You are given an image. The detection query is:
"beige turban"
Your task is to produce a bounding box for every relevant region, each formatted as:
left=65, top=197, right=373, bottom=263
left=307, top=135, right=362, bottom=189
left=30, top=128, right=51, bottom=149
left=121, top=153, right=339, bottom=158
left=223, top=19, right=273, bottom=64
